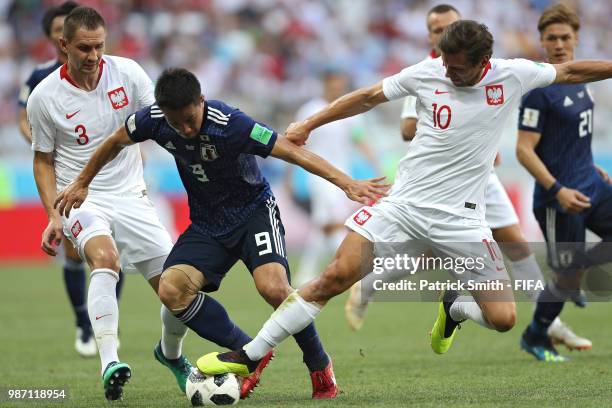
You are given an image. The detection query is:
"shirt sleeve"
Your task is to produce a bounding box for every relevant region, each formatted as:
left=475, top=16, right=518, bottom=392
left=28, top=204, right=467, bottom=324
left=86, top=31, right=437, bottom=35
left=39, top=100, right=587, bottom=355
left=125, top=105, right=155, bottom=143
left=400, top=95, right=418, bottom=119
left=518, top=89, right=549, bottom=133
left=228, top=109, right=278, bottom=158
left=129, top=60, right=155, bottom=109
left=510, top=59, right=557, bottom=95
left=382, top=60, right=429, bottom=101
left=27, top=91, right=55, bottom=152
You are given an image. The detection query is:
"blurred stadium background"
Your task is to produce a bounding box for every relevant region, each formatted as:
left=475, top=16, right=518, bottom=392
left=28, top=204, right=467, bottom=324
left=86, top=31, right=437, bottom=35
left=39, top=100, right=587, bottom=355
left=1, top=0, right=612, bottom=261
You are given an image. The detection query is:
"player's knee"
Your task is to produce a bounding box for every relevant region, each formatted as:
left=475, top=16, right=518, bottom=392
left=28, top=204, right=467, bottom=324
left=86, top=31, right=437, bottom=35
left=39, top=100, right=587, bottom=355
left=158, top=265, right=201, bottom=312
left=258, top=281, right=292, bottom=308
left=488, top=306, right=516, bottom=332
left=87, top=248, right=120, bottom=271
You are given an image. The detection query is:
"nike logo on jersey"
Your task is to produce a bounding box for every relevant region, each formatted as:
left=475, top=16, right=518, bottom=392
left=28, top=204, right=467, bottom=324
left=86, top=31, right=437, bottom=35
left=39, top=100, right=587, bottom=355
left=563, top=96, right=574, bottom=107
left=434, top=89, right=449, bottom=95
left=65, top=110, right=80, bottom=119
left=95, top=313, right=112, bottom=320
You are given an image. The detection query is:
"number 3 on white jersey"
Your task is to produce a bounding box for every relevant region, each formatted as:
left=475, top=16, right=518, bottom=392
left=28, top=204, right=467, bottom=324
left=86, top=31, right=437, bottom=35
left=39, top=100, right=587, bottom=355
left=190, top=164, right=210, bottom=182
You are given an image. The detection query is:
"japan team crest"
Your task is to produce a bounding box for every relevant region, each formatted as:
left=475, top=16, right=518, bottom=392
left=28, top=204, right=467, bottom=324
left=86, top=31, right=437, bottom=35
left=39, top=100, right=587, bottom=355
left=200, top=144, right=219, bottom=161
left=107, top=87, right=129, bottom=110
left=353, top=209, right=372, bottom=226
left=485, top=84, right=504, bottom=105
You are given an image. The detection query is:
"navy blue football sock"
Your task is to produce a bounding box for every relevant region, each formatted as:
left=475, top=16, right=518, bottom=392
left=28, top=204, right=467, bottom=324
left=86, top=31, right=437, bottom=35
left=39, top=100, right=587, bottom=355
left=63, top=258, right=90, bottom=334
left=115, top=269, right=125, bottom=300
left=529, top=283, right=566, bottom=337
left=293, top=323, right=329, bottom=372
left=176, top=292, right=251, bottom=350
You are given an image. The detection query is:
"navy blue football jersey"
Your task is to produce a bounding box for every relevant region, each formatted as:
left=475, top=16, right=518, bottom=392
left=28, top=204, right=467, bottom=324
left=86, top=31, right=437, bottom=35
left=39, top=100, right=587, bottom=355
left=519, top=83, right=600, bottom=209
left=19, top=59, right=62, bottom=107
left=126, top=100, right=277, bottom=237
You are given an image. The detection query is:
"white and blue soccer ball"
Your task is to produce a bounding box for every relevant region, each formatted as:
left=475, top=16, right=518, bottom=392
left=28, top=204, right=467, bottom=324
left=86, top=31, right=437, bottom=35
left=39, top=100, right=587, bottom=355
left=186, top=369, right=240, bottom=406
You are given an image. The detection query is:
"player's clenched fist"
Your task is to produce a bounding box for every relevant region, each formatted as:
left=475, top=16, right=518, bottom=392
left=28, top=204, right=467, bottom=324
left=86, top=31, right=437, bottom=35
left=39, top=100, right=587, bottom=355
left=285, top=121, right=311, bottom=146
left=54, top=181, right=89, bottom=218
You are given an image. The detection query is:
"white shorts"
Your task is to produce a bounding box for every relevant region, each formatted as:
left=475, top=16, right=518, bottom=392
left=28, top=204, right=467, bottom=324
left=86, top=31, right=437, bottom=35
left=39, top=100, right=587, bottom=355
left=309, top=176, right=357, bottom=226
left=345, top=200, right=509, bottom=283
left=485, top=172, right=519, bottom=229
left=62, top=192, right=173, bottom=279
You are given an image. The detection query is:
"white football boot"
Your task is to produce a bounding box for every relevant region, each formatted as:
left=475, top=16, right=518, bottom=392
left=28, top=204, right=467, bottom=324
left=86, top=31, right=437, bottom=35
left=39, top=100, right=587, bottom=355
left=548, top=317, right=592, bottom=350
left=344, top=282, right=368, bottom=331
left=75, top=327, right=97, bottom=357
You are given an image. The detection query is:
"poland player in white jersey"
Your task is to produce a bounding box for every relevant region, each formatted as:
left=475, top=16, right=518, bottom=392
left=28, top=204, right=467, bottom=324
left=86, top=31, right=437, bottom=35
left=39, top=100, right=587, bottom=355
left=28, top=7, right=190, bottom=401
left=344, top=4, right=579, bottom=349
left=195, top=19, right=612, bottom=375
left=294, top=71, right=380, bottom=286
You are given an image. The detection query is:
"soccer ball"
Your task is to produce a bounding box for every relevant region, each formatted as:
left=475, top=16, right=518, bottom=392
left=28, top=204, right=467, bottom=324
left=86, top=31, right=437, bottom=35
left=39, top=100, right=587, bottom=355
left=186, top=369, right=240, bottom=406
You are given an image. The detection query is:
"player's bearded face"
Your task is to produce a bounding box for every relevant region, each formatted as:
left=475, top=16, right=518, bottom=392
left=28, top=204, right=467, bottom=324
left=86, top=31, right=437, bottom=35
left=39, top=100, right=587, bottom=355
left=165, top=98, right=205, bottom=139
left=442, top=52, right=488, bottom=87
left=63, top=26, right=106, bottom=75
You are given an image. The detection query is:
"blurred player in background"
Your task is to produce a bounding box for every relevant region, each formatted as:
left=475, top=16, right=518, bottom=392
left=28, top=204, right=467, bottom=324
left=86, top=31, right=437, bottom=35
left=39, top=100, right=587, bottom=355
left=56, top=68, right=388, bottom=399
left=345, top=2, right=586, bottom=352
left=198, top=21, right=612, bottom=379
left=17, top=1, right=122, bottom=359
left=517, top=4, right=609, bottom=361
left=294, top=69, right=380, bottom=286
left=28, top=7, right=191, bottom=401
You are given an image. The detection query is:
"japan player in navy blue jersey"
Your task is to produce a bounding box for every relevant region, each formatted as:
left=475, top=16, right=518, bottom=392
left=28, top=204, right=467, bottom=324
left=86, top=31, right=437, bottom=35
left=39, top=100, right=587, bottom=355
left=17, top=1, right=127, bottom=359
left=55, top=68, right=389, bottom=399
left=517, top=4, right=612, bottom=361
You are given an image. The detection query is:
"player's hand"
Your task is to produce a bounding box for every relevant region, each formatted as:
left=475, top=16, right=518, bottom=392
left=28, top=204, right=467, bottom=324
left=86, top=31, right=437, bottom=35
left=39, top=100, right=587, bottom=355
left=596, top=165, right=611, bottom=184
left=54, top=181, right=89, bottom=218
left=285, top=121, right=311, bottom=146
left=41, top=216, right=63, bottom=256
left=556, top=187, right=591, bottom=214
left=343, top=177, right=391, bottom=205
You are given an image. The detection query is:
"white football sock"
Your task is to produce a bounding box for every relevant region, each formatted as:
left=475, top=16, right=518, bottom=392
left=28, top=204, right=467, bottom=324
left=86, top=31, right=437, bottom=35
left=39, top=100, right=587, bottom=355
left=160, top=305, right=188, bottom=360
left=509, top=254, right=544, bottom=303
left=244, top=291, right=321, bottom=360
left=449, top=295, right=493, bottom=329
left=88, top=268, right=120, bottom=373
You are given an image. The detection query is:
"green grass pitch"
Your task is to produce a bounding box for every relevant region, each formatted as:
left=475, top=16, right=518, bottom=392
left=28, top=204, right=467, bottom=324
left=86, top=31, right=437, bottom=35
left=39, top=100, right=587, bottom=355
left=1, top=261, right=611, bottom=407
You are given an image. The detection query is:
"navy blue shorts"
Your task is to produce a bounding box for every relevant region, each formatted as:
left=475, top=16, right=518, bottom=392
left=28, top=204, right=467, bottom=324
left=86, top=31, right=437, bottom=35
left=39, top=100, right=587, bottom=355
left=534, top=179, right=612, bottom=270
left=164, top=197, right=289, bottom=292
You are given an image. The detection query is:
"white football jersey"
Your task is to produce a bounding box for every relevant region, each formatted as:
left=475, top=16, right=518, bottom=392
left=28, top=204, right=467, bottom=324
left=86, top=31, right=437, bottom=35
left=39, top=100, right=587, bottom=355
left=28, top=55, right=154, bottom=194
left=382, top=57, right=556, bottom=220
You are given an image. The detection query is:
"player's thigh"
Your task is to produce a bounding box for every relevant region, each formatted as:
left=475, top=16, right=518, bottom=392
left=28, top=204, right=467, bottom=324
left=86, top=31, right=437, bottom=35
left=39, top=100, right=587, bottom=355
left=113, top=194, right=174, bottom=278
left=430, top=213, right=510, bottom=286
left=62, top=199, right=117, bottom=269
left=586, top=182, right=612, bottom=241
left=164, top=225, right=238, bottom=293
left=534, top=206, right=586, bottom=270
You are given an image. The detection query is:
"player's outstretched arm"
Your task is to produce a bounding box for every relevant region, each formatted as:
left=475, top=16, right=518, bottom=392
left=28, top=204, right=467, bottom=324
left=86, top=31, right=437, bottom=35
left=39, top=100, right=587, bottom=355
left=270, top=136, right=390, bottom=205
left=286, top=81, right=388, bottom=146
left=54, top=126, right=135, bottom=217
left=553, top=60, right=612, bottom=84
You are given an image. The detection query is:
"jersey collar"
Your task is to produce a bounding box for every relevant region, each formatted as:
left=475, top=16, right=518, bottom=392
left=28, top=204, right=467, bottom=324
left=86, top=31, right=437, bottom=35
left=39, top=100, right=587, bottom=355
left=477, top=61, right=492, bottom=84
left=60, top=59, right=105, bottom=90
left=429, top=49, right=439, bottom=59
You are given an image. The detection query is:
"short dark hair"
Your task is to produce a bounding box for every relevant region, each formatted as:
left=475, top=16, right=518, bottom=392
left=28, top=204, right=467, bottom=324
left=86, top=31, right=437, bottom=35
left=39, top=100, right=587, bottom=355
left=538, top=4, right=580, bottom=35
left=42, top=1, right=79, bottom=37
left=438, top=20, right=494, bottom=65
left=427, top=4, right=460, bottom=17
left=155, top=68, right=202, bottom=111
left=63, top=6, right=106, bottom=42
